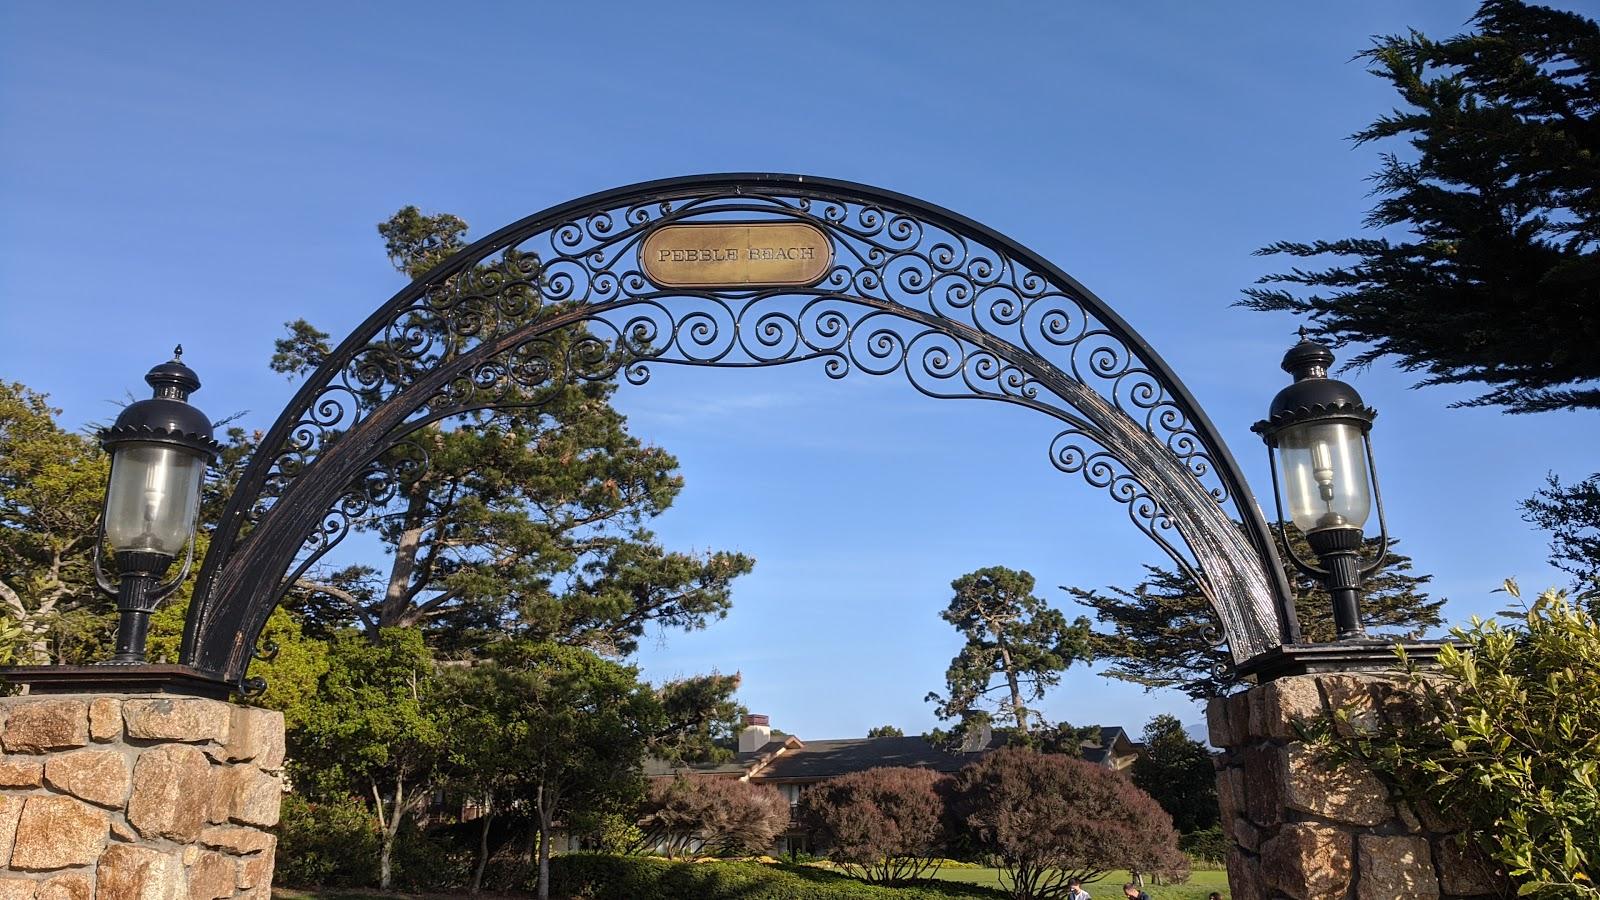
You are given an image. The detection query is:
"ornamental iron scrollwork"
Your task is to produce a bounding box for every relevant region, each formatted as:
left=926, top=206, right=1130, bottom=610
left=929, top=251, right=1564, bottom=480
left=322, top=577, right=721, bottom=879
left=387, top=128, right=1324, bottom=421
left=183, top=173, right=1298, bottom=686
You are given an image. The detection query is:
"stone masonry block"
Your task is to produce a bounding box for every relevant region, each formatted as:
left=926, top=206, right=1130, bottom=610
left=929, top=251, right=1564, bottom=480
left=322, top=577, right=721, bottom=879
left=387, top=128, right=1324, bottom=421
left=1241, top=744, right=1287, bottom=828
left=44, top=749, right=132, bottom=809
left=1283, top=742, right=1390, bottom=827
left=235, top=838, right=275, bottom=891
left=1206, top=696, right=1233, bottom=749
left=89, top=699, right=122, bottom=743
left=1317, top=674, right=1384, bottom=735
left=1434, top=836, right=1506, bottom=896
left=1259, top=676, right=1325, bottom=741
left=1, top=700, right=89, bottom=753
left=1260, top=822, right=1352, bottom=900
left=198, top=825, right=275, bottom=855
left=35, top=872, right=90, bottom=900
left=122, top=699, right=229, bottom=745
left=10, top=795, right=107, bottom=870
left=0, top=796, right=22, bottom=868
left=221, top=707, right=284, bottom=771
left=95, top=844, right=184, bottom=900
left=185, top=851, right=235, bottom=900
left=211, top=766, right=282, bottom=828
left=1357, top=834, right=1438, bottom=900
left=127, top=745, right=212, bottom=843
left=0, top=758, right=42, bottom=789
left=0, top=880, right=35, bottom=900
left=1226, top=849, right=1264, bottom=900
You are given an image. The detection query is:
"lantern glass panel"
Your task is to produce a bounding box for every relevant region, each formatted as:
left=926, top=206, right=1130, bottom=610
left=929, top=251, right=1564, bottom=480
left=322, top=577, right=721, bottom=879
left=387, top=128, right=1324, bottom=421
left=103, top=443, right=205, bottom=556
left=1276, top=421, right=1371, bottom=533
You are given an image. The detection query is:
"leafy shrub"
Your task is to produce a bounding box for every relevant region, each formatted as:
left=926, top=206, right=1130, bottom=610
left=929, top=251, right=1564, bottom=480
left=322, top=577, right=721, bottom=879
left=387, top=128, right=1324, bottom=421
left=1177, top=826, right=1230, bottom=867
left=1307, top=584, right=1599, bottom=898
left=636, top=776, right=789, bottom=857
left=799, top=767, right=950, bottom=884
left=546, top=854, right=1006, bottom=899
left=274, top=794, right=381, bottom=887
left=950, top=747, right=1186, bottom=900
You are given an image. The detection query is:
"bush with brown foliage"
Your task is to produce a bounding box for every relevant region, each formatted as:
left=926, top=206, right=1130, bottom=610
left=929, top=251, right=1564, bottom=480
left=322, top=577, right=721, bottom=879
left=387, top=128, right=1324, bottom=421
left=799, top=766, right=951, bottom=884
left=950, top=747, right=1185, bottom=900
left=635, top=775, right=789, bottom=858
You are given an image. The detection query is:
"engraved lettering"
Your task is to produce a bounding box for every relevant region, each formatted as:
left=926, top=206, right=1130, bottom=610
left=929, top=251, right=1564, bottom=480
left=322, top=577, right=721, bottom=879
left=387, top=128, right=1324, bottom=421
left=642, top=222, right=832, bottom=288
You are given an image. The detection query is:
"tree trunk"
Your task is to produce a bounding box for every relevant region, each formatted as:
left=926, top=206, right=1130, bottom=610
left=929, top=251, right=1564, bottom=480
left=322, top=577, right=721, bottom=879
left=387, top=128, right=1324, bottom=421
left=996, top=638, right=1029, bottom=732
left=535, top=794, right=552, bottom=900
left=471, top=794, right=494, bottom=895
left=378, top=479, right=430, bottom=632
left=377, top=773, right=408, bottom=890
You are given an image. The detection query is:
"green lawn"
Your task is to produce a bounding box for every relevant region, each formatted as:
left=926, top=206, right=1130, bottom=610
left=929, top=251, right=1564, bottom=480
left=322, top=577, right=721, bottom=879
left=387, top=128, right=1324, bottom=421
left=929, top=868, right=1228, bottom=900
left=273, top=866, right=1232, bottom=900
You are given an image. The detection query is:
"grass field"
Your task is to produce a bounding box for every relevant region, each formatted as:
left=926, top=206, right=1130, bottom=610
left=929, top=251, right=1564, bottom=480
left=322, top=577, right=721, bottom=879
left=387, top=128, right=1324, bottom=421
left=928, top=868, right=1229, bottom=900
left=273, top=866, right=1232, bottom=900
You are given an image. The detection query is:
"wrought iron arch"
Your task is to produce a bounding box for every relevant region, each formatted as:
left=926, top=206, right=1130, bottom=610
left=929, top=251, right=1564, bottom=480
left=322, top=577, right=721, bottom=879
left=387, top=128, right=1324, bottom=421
left=182, top=173, right=1299, bottom=688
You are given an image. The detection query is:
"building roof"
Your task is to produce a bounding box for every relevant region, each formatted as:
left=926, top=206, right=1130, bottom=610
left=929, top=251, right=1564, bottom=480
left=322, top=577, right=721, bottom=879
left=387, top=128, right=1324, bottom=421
left=753, top=735, right=1001, bottom=781
left=645, top=724, right=1140, bottom=783
left=647, top=733, right=1005, bottom=782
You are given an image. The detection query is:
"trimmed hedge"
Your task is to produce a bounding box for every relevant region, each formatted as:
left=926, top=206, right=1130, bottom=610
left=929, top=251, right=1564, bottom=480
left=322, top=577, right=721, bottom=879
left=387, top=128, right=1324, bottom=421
left=547, top=854, right=1007, bottom=900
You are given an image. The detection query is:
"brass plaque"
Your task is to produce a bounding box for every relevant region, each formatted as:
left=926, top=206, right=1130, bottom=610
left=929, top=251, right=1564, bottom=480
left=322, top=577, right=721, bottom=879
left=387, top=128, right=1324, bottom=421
left=640, top=222, right=832, bottom=288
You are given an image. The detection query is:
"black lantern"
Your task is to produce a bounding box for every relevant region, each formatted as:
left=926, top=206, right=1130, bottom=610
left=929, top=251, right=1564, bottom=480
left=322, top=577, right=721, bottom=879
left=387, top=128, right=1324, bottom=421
left=94, top=347, right=220, bottom=664
left=1252, top=333, right=1388, bottom=641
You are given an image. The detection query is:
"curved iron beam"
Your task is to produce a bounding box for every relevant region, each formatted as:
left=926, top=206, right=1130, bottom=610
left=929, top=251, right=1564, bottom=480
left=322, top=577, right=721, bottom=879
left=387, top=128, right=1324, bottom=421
left=183, top=173, right=1297, bottom=683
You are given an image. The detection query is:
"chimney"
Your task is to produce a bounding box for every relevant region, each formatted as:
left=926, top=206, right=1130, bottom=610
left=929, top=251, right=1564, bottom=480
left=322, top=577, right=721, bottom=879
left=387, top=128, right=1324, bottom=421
left=739, top=713, right=772, bottom=754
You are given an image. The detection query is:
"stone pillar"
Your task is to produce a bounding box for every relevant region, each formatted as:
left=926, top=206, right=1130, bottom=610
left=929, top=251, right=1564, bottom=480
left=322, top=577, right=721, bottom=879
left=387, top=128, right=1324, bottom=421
left=1209, top=673, right=1504, bottom=900
left=0, top=694, right=282, bottom=900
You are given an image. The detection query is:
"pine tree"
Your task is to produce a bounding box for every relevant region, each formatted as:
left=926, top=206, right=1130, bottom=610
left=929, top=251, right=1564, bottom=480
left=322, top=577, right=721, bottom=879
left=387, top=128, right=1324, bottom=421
left=1069, top=529, right=1443, bottom=699
left=275, top=207, right=754, bottom=653
left=926, top=566, right=1092, bottom=734
left=1242, top=0, right=1600, bottom=414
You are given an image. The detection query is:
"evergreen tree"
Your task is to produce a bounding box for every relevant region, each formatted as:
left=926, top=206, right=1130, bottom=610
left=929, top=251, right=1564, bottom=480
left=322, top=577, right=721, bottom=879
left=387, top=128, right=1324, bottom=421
left=926, top=566, right=1092, bottom=734
left=1523, top=472, right=1600, bottom=611
left=1130, top=714, right=1218, bottom=834
left=292, top=628, right=449, bottom=891
left=1069, top=529, right=1443, bottom=699
left=1242, top=0, right=1600, bottom=414
left=274, top=206, right=753, bottom=652
left=0, top=383, right=108, bottom=663
left=867, top=725, right=904, bottom=738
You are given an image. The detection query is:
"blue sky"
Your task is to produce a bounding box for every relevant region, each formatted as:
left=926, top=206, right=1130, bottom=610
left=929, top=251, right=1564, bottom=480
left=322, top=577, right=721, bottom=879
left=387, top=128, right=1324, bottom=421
left=3, top=2, right=1595, bottom=741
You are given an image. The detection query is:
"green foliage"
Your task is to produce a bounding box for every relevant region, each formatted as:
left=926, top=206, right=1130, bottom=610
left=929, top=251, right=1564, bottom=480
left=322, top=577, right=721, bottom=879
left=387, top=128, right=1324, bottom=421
left=274, top=793, right=381, bottom=887
left=1071, top=528, right=1441, bottom=699
left=1176, top=827, right=1230, bottom=868
left=1306, top=583, right=1600, bottom=897
left=546, top=855, right=1008, bottom=900
left=1131, top=715, right=1219, bottom=835
left=1241, top=0, right=1600, bottom=414
left=275, top=207, right=754, bottom=654
left=292, top=628, right=449, bottom=889
left=868, top=725, right=905, bottom=738
left=926, top=566, right=1092, bottom=735
left=653, top=671, right=745, bottom=765
left=0, top=382, right=110, bottom=664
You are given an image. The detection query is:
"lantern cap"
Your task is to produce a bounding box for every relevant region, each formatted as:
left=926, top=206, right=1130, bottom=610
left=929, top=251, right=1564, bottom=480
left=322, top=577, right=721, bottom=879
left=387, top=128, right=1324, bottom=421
left=101, top=346, right=221, bottom=459
left=1252, top=333, right=1376, bottom=438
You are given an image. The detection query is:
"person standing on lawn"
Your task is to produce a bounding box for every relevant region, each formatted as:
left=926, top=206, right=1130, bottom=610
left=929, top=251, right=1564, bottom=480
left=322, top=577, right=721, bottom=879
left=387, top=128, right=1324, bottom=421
left=1122, top=885, right=1151, bottom=900
left=1067, top=878, right=1091, bottom=900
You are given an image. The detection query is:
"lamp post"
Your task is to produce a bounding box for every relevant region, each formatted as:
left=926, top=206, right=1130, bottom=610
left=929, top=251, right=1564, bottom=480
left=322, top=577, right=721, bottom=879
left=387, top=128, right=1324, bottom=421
left=94, top=347, right=220, bottom=664
left=1252, top=333, right=1388, bottom=642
